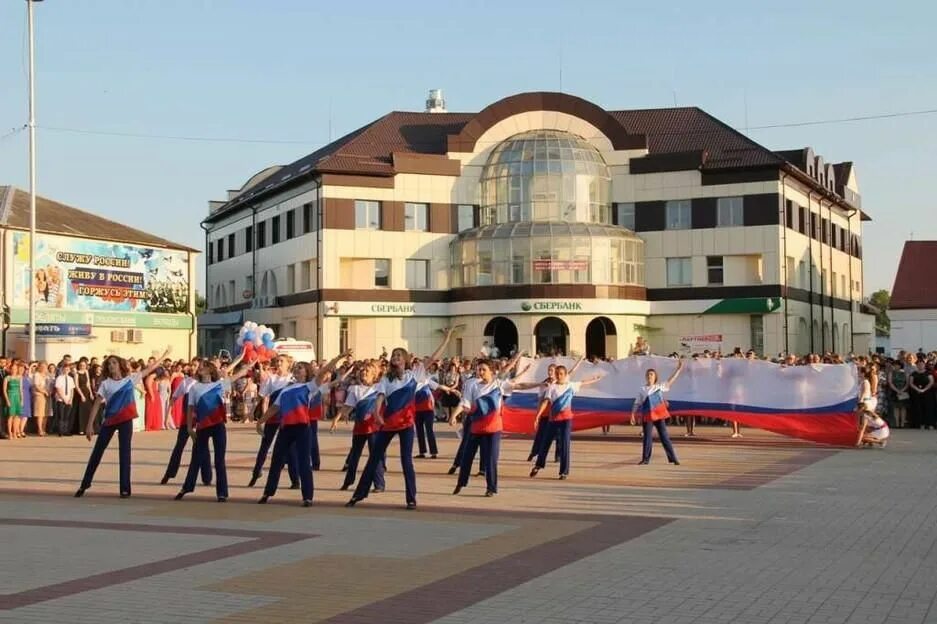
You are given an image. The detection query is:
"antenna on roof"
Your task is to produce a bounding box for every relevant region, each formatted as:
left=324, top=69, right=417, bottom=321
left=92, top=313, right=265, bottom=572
left=425, top=89, right=446, bottom=113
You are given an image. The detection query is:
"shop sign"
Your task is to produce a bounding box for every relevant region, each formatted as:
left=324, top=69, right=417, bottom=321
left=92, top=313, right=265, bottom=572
left=532, top=259, right=589, bottom=271
left=679, top=334, right=724, bottom=352
left=520, top=301, right=584, bottom=313
left=370, top=303, right=416, bottom=314
left=30, top=323, right=93, bottom=337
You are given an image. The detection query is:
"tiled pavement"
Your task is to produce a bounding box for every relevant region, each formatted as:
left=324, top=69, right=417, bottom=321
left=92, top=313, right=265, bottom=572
left=0, top=423, right=934, bottom=623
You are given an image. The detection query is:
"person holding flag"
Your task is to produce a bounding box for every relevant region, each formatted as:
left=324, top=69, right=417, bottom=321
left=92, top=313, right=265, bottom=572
left=346, top=328, right=456, bottom=510
left=75, top=347, right=171, bottom=499
left=530, top=358, right=603, bottom=480
left=630, top=358, right=685, bottom=465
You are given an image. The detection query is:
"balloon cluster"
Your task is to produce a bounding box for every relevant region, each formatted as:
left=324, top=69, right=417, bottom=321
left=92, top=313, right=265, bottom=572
left=236, top=321, right=277, bottom=363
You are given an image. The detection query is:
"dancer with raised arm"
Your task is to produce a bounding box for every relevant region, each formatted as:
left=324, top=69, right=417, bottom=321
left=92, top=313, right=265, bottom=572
left=346, top=328, right=455, bottom=510
left=248, top=356, right=298, bottom=488
left=527, top=363, right=557, bottom=462
left=159, top=364, right=211, bottom=486
left=75, top=347, right=171, bottom=499
left=530, top=357, right=602, bottom=480
left=331, top=359, right=386, bottom=492
left=630, top=358, right=685, bottom=465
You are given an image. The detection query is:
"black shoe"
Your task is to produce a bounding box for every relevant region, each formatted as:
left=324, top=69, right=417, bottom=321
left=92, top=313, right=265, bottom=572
left=342, top=464, right=349, bottom=472
left=160, top=476, right=170, bottom=485
left=475, top=471, right=486, bottom=477
left=174, top=491, right=188, bottom=501
left=416, top=453, right=426, bottom=459
left=430, top=454, right=437, bottom=459
left=312, top=466, right=320, bottom=472
left=452, top=485, right=462, bottom=495
left=217, top=496, right=227, bottom=503
left=485, top=490, right=496, bottom=497
left=302, top=499, right=313, bottom=507
left=406, top=502, right=417, bottom=510
left=289, top=482, right=300, bottom=490
left=529, top=467, right=540, bottom=478
left=119, top=492, right=131, bottom=499
left=345, top=498, right=360, bottom=508
left=340, top=483, right=350, bottom=491
left=372, top=487, right=385, bottom=493
left=447, top=466, right=457, bottom=475
left=637, top=460, right=649, bottom=465
left=257, top=495, right=269, bottom=504
left=74, top=488, right=86, bottom=498
left=559, top=474, right=568, bottom=480
left=526, top=454, right=535, bottom=462
left=247, top=474, right=259, bottom=488
left=202, top=481, right=212, bottom=487
left=669, top=460, right=681, bottom=465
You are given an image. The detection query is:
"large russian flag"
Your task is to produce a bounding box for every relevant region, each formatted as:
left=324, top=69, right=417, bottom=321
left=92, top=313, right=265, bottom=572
left=503, top=356, right=859, bottom=446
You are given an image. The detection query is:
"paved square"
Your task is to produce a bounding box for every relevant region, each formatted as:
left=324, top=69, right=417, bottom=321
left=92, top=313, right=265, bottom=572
left=1, top=424, right=934, bottom=623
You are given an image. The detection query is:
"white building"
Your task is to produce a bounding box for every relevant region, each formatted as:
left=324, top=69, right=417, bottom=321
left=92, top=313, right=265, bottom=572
left=889, top=241, right=937, bottom=353
left=200, top=91, right=874, bottom=359
left=0, top=186, right=198, bottom=361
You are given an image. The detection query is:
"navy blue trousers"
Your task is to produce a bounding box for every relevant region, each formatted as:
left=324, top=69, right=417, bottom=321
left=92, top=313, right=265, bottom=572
left=457, top=431, right=501, bottom=493
left=163, top=424, right=211, bottom=485
left=353, top=427, right=416, bottom=506
left=453, top=417, right=485, bottom=473
left=182, top=423, right=228, bottom=498
left=535, top=420, right=572, bottom=475
left=642, top=419, right=678, bottom=463
left=343, top=433, right=385, bottom=490
left=264, top=424, right=313, bottom=501
left=309, top=420, right=320, bottom=471
left=415, top=410, right=438, bottom=456
left=252, top=422, right=298, bottom=484
left=80, top=419, right=133, bottom=495
left=529, top=417, right=559, bottom=462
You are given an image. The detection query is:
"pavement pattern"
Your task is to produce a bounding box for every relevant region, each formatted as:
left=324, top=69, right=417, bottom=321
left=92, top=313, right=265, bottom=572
left=0, top=422, right=934, bottom=624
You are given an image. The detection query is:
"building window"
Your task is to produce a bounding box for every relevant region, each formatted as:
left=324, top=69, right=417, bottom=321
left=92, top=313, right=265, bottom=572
left=208, top=241, right=214, bottom=264
left=457, top=205, right=474, bottom=232
left=256, top=221, right=266, bottom=249
left=216, top=239, right=224, bottom=262
left=302, top=202, right=316, bottom=234
left=707, top=256, right=724, bottom=285
left=272, top=215, right=281, bottom=244
left=286, top=210, right=295, bottom=239
left=590, top=204, right=611, bottom=224
left=245, top=225, right=253, bottom=252
left=717, top=197, right=744, bottom=227
left=227, top=233, right=235, bottom=258
left=405, top=259, right=430, bottom=289
left=821, top=218, right=829, bottom=244
left=785, top=200, right=794, bottom=229
left=786, top=256, right=796, bottom=287
left=301, top=261, right=311, bottom=291
left=665, top=200, right=691, bottom=230
left=404, top=202, right=429, bottom=231
left=616, top=203, right=635, bottom=230
left=355, top=200, right=381, bottom=230
left=245, top=274, right=253, bottom=297
left=339, top=318, right=349, bottom=355
left=286, top=264, right=296, bottom=295
left=798, top=207, right=806, bottom=235
left=666, top=257, right=692, bottom=286
left=374, top=259, right=390, bottom=287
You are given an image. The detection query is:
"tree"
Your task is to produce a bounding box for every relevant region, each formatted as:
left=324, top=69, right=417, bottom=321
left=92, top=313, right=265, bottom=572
left=195, top=291, right=208, bottom=316
left=869, top=289, right=890, bottom=331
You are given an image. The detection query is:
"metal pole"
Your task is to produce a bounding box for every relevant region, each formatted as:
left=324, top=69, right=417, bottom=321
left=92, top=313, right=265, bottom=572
left=27, top=0, right=40, bottom=361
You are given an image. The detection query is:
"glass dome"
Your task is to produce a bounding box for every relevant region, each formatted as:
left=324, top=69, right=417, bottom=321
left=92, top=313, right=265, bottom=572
left=480, top=130, right=612, bottom=225
left=451, top=222, right=644, bottom=288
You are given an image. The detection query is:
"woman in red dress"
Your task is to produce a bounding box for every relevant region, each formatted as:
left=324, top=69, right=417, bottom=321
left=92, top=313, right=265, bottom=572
left=144, top=369, right=163, bottom=431
left=168, top=364, right=186, bottom=429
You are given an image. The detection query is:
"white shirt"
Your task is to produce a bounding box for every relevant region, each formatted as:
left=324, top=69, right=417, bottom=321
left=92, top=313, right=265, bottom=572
left=96, top=373, right=143, bottom=404
left=633, top=382, right=670, bottom=408
left=187, top=380, right=228, bottom=407
left=260, top=373, right=292, bottom=398
left=460, top=378, right=513, bottom=411
left=543, top=381, right=582, bottom=403
left=171, top=376, right=197, bottom=402
left=376, top=368, right=435, bottom=397
left=55, top=373, right=76, bottom=404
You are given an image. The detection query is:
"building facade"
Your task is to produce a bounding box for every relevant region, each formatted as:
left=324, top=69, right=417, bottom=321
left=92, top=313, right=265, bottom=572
left=889, top=240, right=937, bottom=353
left=200, top=92, right=874, bottom=359
left=0, top=186, right=198, bottom=362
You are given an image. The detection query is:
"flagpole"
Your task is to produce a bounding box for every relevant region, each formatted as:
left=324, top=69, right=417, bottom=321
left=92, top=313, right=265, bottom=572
left=26, top=0, right=42, bottom=361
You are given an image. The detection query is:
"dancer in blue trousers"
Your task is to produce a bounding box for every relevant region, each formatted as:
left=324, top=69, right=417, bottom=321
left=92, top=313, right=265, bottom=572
left=248, top=356, right=298, bottom=488
left=530, top=360, right=602, bottom=480
left=76, top=348, right=170, bottom=499
left=173, top=358, right=248, bottom=502
left=413, top=359, right=439, bottom=459
left=331, top=359, right=386, bottom=492
left=630, top=359, right=684, bottom=465
left=347, top=329, right=455, bottom=510
left=527, top=363, right=557, bottom=462
left=160, top=369, right=211, bottom=486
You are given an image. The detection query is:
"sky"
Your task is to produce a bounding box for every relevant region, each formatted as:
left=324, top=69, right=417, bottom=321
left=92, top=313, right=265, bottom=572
left=0, top=0, right=935, bottom=297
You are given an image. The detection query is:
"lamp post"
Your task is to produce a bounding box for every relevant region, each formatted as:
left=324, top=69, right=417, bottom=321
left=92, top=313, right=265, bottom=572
left=26, top=0, right=43, bottom=361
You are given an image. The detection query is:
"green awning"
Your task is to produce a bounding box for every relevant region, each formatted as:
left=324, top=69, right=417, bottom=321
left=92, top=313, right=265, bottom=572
left=703, top=297, right=781, bottom=315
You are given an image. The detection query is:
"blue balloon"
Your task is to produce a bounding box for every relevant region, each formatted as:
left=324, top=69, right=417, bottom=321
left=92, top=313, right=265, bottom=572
left=244, top=330, right=256, bottom=342
left=262, top=335, right=274, bottom=348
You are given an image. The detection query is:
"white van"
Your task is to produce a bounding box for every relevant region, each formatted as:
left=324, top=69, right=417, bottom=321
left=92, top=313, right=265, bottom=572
left=273, top=338, right=317, bottom=363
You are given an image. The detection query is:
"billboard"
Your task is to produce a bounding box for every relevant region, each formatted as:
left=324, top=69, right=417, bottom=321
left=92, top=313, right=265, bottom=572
left=10, top=231, right=190, bottom=315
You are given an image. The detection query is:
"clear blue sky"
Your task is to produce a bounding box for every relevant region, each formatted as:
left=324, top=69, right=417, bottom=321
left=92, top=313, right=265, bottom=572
left=1, top=0, right=934, bottom=296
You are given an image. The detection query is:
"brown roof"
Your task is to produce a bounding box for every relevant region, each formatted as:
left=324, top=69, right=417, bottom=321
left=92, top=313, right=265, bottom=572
left=891, top=241, right=937, bottom=310
left=208, top=92, right=857, bottom=221
left=0, top=186, right=197, bottom=252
